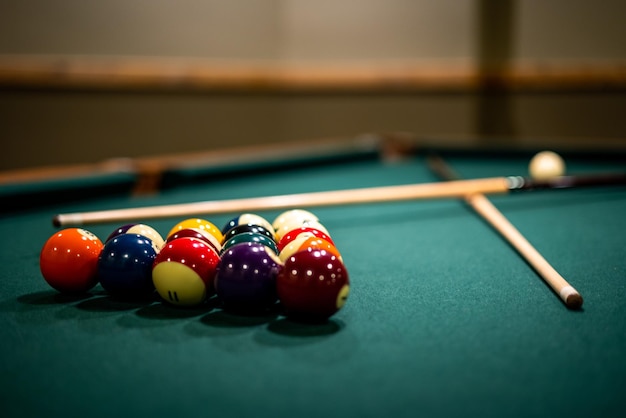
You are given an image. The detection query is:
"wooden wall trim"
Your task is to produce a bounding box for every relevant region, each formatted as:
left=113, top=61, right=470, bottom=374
left=1, top=55, right=626, bottom=93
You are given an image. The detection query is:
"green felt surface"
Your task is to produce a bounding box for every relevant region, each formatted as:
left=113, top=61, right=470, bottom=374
left=1, top=153, right=625, bottom=418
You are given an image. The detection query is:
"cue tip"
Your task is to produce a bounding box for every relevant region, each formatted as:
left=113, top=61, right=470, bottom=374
left=560, top=286, right=583, bottom=310
left=52, top=214, right=82, bottom=227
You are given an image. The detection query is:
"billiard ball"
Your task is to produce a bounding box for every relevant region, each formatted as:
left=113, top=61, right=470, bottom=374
left=272, top=209, right=318, bottom=229
left=221, top=232, right=279, bottom=255
left=221, top=224, right=275, bottom=245
left=278, top=235, right=341, bottom=263
left=152, top=237, right=220, bottom=307
left=166, top=227, right=221, bottom=254
left=221, top=213, right=275, bottom=236
left=275, top=219, right=330, bottom=242
left=272, top=209, right=318, bottom=239
left=106, top=223, right=165, bottom=252
left=40, top=228, right=103, bottom=293
left=277, top=226, right=335, bottom=252
left=167, top=218, right=223, bottom=244
left=97, top=234, right=158, bottom=297
left=214, top=242, right=283, bottom=311
left=529, top=150, right=566, bottom=180
left=277, top=250, right=349, bottom=320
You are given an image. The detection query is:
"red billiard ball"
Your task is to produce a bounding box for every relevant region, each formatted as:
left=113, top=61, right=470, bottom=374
left=276, top=226, right=334, bottom=252
left=40, top=228, right=104, bottom=293
left=152, top=237, right=220, bottom=307
left=278, top=235, right=341, bottom=263
left=97, top=234, right=158, bottom=297
left=277, top=250, right=350, bottom=320
left=214, top=242, right=283, bottom=311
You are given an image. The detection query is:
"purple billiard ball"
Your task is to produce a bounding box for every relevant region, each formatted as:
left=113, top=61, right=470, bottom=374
left=214, top=242, right=283, bottom=311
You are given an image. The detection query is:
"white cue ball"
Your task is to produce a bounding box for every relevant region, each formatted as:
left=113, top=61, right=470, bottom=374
left=529, top=151, right=566, bottom=180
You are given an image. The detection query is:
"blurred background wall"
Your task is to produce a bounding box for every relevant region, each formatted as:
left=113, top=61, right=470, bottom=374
left=1, top=0, right=625, bottom=170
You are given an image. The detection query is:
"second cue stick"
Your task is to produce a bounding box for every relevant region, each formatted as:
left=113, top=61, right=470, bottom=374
left=53, top=171, right=626, bottom=227
left=427, top=155, right=583, bottom=309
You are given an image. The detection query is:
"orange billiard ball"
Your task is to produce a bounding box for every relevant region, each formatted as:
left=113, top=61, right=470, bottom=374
left=39, top=228, right=104, bottom=293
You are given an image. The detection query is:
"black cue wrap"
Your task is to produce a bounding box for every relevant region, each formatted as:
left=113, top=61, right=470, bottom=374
left=506, top=173, right=626, bottom=192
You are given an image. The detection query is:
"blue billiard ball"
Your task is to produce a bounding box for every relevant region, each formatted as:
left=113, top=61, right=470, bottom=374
left=214, top=242, right=283, bottom=311
left=97, top=234, right=157, bottom=297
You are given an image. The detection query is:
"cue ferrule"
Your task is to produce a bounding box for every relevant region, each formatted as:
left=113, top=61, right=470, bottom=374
left=508, top=172, right=626, bottom=191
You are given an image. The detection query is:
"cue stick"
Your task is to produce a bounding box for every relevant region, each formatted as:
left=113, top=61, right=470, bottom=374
left=427, top=155, right=583, bottom=309
left=53, top=172, right=626, bottom=228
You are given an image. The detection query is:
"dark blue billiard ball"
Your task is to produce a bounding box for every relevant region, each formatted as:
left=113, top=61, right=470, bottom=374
left=214, top=242, right=283, bottom=311
left=97, top=234, right=157, bottom=297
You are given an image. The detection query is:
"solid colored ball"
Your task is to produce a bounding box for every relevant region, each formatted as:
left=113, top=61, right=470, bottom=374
left=221, top=213, right=275, bottom=236
left=106, top=223, right=165, bottom=252
left=152, top=237, right=220, bottom=307
left=221, top=224, right=275, bottom=245
left=277, top=226, right=335, bottom=252
left=214, top=242, right=283, bottom=311
left=221, top=232, right=279, bottom=255
left=97, top=234, right=157, bottom=296
left=167, top=218, right=223, bottom=244
left=166, top=227, right=221, bottom=254
left=279, top=235, right=342, bottom=263
left=529, top=151, right=566, bottom=180
left=277, top=250, right=349, bottom=320
left=40, top=228, right=103, bottom=293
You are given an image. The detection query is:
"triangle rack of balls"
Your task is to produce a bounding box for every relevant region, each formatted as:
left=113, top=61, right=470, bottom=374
left=39, top=210, right=350, bottom=321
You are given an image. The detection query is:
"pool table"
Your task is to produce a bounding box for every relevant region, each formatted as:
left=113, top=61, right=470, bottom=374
left=1, top=137, right=625, bottom=418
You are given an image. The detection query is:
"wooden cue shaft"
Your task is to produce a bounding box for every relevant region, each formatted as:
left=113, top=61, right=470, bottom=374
left=427, top=156, right=583, bottom=309
left=53, top=177, right=511, bottom=226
